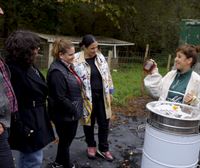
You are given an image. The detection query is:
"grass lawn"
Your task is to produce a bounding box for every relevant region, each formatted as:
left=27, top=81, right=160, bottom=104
left=41, top=69, right=48, bottom=77
left=111, top=63, right=167, bottom=106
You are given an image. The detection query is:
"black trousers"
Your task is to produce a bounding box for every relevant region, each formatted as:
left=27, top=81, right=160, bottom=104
left=83, top=90, right=110, bottom=152
left=55, top=120, right=78, bottom=168
left=0, top=129, right=15, bottom=168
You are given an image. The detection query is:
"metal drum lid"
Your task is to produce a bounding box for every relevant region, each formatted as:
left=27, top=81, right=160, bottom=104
left=146, top=101, right=200, bottom=121
left=146, top=101, right=200, bottom=134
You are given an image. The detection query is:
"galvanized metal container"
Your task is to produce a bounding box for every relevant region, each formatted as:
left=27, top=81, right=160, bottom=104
left=142, top=101, right=200, bottom=168
left=146, top=101, right=200, bottom=134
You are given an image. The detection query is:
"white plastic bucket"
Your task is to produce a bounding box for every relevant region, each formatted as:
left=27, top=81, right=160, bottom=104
left=141, top=124, right=200, bottom=168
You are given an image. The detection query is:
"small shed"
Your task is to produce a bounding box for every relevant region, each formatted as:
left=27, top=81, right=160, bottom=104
left=179, top=19, right=200, bottom=45
left=36, top=33, right=135, bottom=69
left=179, top=19, right=200, bottom=74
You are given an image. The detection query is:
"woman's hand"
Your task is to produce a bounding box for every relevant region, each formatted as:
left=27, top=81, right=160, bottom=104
left=184, top=92, right=197, bottom=105
left=149, top=59, right=158, bottom=74
left=0, top=123, right=4, bottom=135
left=144, top=59, right=158, bottom=74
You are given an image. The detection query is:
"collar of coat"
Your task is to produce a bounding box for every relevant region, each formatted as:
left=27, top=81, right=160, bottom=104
left=75, top=51, right=104, bottom=64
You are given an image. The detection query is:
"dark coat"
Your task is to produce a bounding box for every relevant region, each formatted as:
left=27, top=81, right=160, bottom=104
left=8, top=62, right=55, bottom=153
left=47, top=60, right=83, bottom=122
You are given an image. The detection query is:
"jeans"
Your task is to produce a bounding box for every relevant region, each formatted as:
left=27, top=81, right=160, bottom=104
left=18, top=149, right=43, bottom=168
left=0, top=129, right=15, bottom=168
left=83, top=90, right=110, bottom=152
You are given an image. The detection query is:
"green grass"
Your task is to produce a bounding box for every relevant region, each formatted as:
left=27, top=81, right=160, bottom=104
left=112, top=63, right=167, bottom=106
left=112, top=64, right=143, bottom=105
left=41, top=69, right=48, bottom=77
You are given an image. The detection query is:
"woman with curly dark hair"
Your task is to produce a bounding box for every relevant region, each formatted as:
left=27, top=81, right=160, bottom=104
left=5, top=30, right=55, bottom=168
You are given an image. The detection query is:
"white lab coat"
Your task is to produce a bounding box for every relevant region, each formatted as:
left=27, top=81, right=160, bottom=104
left=144, top=69, right=200, bottom=107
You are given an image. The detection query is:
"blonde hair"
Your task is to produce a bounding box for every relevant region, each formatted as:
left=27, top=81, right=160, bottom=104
left=51, top=39, right=74, bottom=59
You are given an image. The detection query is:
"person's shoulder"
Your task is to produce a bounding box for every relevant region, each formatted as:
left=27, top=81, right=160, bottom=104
left=96, top=52, right=107, bottom=63
left=169, top=69, right=177, bottom=73
left=75, top=51, right=83, bottom=58
left=160, top=70, right=177, bottom=80
left=96, top=51, right=105, bottom=58
left=47, top=67, right=64, bottom=81
left=75, top=51, right=81, bottom=56
left=7, top=62, right=21, bottom=72
left=192, top=71, right=200, bottom=79
left=49, top=60, right=65, bottom=72
left=165, top=70, right=177, bottom=76
left=74, top=52, right=80, bottom=61
left=50, top=59, right=60, bottom=67
left=74, top=51, right=85, bottom=64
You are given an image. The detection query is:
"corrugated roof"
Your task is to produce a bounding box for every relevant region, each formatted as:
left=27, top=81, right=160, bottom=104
left=36, top=33, right=135, bottom=46
left=182, top=19, right=200, bottom=25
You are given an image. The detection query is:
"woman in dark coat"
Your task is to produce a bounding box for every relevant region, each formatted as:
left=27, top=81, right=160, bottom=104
left=47, top=39, right=83, bottom=168
left=5, top=30, right=55, bottom=168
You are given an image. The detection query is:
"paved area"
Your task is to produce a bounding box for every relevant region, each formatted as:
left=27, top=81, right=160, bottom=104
left=13, top=113, right=147, bottom=168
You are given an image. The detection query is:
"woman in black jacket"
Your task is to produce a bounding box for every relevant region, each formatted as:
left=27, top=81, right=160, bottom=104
left=5, top=30, right=55, bottom=168
left=47, top=39, right=83, bottom=168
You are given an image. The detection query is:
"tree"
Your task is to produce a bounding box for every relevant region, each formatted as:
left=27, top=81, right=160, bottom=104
left=0, top=0, right=200, bottom=55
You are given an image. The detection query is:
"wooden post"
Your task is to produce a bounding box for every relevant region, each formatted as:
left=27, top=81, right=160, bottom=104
left=167, top=54, right=172, bottom=72
left=108, top=50, right=112, bottom=69
left=144, top=44, right=149, bottom=62
left=48, top=43, right=54, bottom=68
left=141, top=44, right=149, bottom=95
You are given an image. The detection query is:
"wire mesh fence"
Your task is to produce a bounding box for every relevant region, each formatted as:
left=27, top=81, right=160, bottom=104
left=0, top=47, right=173, bottom=71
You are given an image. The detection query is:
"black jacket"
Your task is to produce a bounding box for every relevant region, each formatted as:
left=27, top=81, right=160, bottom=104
left=47, top=60, right=83, bottom=122
left=8, top=62, right=55, bottom=153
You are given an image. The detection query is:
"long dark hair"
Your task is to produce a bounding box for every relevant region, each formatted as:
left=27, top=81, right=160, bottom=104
left=5, top=30, right=40, bottom=68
